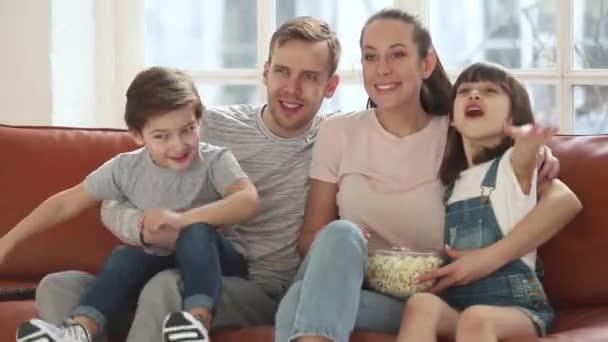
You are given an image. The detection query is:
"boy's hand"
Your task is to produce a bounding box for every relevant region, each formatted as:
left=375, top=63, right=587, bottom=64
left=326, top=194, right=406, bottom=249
left=143, top=209, right=184, bottom=232
left=0, top=237, right=17, bottom=264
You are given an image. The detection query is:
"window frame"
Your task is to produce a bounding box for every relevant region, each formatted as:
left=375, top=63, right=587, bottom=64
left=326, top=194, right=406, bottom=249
left=115, top=0, right=608, bottom=133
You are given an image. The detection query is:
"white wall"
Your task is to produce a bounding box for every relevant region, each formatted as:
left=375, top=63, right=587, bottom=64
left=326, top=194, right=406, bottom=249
left=0, top=0, right=144, bottom=128
left=0, top=0, right=53, bottom=125
left=51, top=0, right=95, bottom=127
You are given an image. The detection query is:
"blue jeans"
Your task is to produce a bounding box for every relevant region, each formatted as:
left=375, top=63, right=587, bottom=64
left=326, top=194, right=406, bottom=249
left=72, top=223, right=247, bottom=331
left=275, top=220, right=404, bottom=342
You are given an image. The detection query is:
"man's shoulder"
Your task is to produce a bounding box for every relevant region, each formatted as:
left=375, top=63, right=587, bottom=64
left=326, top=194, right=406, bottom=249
left=204, top=104, right=261, bottom=124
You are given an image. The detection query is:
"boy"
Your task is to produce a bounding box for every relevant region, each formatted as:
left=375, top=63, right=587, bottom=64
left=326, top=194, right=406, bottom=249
left=2, top=67, right=258, bottom=342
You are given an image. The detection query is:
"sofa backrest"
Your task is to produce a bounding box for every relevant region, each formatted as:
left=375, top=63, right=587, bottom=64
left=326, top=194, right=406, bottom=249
left=543, top=135, right=608, bottom=309
left=0, top=124, right=136, bottom=281
left=1, top=124, right=607, bottom=309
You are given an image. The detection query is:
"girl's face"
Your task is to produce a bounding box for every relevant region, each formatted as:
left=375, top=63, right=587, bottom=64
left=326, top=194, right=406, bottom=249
left=360, top=19, right=434, bottom=111
left=452, top=81, right=511, bottom=144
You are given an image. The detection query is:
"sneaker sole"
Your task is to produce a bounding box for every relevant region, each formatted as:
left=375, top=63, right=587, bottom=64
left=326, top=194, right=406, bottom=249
left=17, top=320, right=58, bottom=342
left=162, top=312, right=207, bottom=342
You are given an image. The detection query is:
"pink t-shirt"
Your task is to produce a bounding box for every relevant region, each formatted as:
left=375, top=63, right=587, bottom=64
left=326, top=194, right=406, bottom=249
left=310, top=109, right=448, bottom=251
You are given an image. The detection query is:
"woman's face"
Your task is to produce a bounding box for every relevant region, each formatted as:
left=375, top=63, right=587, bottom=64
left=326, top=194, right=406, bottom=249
left=360, top=19, right=432, bottom=111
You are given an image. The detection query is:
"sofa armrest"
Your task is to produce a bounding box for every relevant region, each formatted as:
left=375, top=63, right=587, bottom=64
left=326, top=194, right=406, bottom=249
left=0, top=287, right=36, bottom=301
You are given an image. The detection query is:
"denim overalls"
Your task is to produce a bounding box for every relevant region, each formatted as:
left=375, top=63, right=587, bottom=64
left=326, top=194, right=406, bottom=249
left=442, top=156, right=554, bottom=335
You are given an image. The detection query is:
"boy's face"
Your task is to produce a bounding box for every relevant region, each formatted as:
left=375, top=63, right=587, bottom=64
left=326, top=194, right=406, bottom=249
left=263, top=39, right=339, bottom=137
left=133, top=105, right=201, bottom=171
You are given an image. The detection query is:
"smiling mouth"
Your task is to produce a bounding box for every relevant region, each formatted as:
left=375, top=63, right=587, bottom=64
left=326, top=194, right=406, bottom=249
left=375, top=83, right=400, bottom=91
left=279, top=100, right=304, bottom=112
left=170, top=151, right=191, bottom=163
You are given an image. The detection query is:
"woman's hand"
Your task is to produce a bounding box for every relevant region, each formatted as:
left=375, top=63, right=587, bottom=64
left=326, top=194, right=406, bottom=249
left=417, top=245, right=506, bottom=294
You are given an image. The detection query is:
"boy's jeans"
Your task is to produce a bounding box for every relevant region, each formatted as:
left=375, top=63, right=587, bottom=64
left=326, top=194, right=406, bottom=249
left=275, top=220, right=404, bottom=342
left=71, top=223, right=247, bottom=331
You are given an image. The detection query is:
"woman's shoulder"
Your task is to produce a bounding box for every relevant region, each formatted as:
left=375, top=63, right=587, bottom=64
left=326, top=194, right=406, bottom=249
left=430, top=115, right=449, bottom=132
left=320, top=109, right=375, bottom=130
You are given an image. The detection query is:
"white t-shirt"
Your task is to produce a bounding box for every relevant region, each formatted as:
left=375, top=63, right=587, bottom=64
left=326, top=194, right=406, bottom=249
left=447, top=147, right=538, bottom=269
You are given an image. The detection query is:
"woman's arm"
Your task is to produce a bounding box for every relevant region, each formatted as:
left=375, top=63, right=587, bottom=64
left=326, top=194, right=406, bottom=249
left=297, top=179, right=339, bottom=257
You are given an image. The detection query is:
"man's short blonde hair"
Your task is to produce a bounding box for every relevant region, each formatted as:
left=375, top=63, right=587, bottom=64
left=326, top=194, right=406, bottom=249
left=268, top=16, right=341, bottom=76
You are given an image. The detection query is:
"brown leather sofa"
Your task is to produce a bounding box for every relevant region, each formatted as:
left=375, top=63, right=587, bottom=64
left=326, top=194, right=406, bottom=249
left=1, top=123, right=607, bottom=342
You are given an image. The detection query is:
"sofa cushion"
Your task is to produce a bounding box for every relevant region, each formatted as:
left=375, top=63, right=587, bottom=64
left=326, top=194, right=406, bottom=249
left=0, top=124, right=135, bottom=281
left=542, top=135, right=608, bottom=309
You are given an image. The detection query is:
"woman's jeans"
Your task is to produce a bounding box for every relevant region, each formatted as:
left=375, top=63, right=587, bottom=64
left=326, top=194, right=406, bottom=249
left=72, top=223, right=248, bottom=332
left=275, top=220, right=404, bottom=342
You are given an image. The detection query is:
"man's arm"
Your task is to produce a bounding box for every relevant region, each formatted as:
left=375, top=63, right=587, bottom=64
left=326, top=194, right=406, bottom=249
left=100, top=200, right=144, bottom=246
left=298, top=179, right=339, bottom=256
left=101, top=200, right=178, bottom=250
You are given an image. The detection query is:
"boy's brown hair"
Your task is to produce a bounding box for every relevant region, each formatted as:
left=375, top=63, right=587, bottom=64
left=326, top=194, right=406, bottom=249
left=124, top=67, right=203, bottom=132
left=268, top=16, right=342, bottom=76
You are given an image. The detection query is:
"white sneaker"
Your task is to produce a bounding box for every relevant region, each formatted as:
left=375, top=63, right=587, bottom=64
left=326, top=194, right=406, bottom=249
left=16, top=319, right=92, bottom=342
left=162, top=311, right=210, bottom=342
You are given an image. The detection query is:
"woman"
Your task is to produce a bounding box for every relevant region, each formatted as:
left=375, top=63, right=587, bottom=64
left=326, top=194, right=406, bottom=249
left=275, top=8, right=579, bottom=342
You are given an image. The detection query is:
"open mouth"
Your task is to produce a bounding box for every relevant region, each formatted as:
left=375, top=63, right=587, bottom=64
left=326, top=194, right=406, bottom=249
left=465, top=105, right=484, bottom=118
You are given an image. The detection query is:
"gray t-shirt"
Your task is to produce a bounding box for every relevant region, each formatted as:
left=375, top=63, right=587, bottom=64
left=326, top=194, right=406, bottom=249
left=87, top=142, right=246, bottom=224
left=103, top=104, right=331, bottom=296
left=203, top=105, right=327, bottom=293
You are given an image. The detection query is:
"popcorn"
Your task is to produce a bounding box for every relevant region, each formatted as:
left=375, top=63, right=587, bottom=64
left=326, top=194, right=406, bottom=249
left=365, top=249, right=444, bottom=299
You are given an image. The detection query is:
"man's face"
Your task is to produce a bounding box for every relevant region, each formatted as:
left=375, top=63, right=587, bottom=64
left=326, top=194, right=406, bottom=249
left=263, top=39, right=339, bottom=138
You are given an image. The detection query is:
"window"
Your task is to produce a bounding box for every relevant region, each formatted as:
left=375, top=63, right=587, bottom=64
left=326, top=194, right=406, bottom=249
left=143, top=0, right=393, bottom=111
left=429, top=0, right=608, bottom=134
left=140, top=0, right=608, bottom=134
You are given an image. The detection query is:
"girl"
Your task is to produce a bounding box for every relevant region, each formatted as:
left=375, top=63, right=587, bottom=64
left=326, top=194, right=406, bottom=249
left=397, top=62, right=581, bottom=342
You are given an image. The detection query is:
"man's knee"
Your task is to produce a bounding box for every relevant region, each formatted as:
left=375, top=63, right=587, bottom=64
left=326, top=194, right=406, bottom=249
left=36, top=271, right=95, bottom=324
left=138, top=269, right=182, bottom=305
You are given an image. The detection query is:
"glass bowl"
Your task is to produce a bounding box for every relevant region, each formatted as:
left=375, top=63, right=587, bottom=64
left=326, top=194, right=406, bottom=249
left=365, top=247, right=444, bottom=299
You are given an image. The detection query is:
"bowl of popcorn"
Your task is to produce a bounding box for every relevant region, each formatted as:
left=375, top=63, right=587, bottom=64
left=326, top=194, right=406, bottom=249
left=365, top=247, right=444, bottom=300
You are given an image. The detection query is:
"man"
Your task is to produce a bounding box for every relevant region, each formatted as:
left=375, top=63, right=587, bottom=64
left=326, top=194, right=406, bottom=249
left=35, top=16, right=341, bottom=342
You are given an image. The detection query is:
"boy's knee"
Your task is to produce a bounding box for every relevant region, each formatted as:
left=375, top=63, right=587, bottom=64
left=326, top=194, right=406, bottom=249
left=177, top=223, right=217, bottom=247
